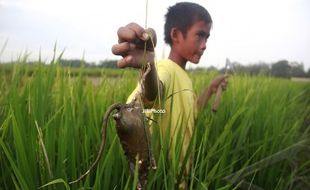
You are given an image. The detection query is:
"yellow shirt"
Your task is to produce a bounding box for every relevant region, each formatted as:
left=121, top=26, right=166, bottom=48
left=127, top=59, right=196, bottom=162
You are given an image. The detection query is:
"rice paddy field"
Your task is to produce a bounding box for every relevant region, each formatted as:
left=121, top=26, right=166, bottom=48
left=0, top=57, right=309, bottom=190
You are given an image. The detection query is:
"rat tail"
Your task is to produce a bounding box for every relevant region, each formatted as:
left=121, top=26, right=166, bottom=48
left=69, top=103, right=123, bottom=185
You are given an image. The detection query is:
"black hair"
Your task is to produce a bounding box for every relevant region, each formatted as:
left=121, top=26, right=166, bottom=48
left=164, top=2, right=212, bottom=46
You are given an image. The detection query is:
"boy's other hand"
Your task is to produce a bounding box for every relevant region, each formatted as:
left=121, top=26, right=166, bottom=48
left=209, top=74, right=229, bottom=94
left=111, top=23, right=157, bottom=68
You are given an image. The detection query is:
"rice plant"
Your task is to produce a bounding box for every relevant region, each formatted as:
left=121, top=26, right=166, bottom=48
left=0, top=55, right=309, bottom=189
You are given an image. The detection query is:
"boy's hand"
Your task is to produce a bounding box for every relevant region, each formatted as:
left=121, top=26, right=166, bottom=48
left=196, top=74, right=229, bottom=111
left=208, top=75, right=229, bottom=94
left=111, top=23, right=157, bottom=68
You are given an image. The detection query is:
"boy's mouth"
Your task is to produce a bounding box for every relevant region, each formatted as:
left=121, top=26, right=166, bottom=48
left=191, top=54, right=203, bottom=63
left=196, top=52, right=204, bottom=59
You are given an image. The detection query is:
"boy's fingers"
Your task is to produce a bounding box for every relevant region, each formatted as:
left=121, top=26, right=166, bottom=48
left=127, top=23, right=149, bottom=40
left=117, top=56, right=140, bottom=69
left=221, top=81, right=228, bottom=90
left=111, top=42, right=135, bottom=56
left=117, top=27, right=136, bottom=43
left=145, top=28, right=157, bottom=47
left=211, top=74, right=229, bottom=91
left=219, top=74, right=229, bottom=83
left=117, top=23, right=148, bottom=43
left=117, top=56, right=132, bottom=68
left=215, top=75, right=225, bottom=83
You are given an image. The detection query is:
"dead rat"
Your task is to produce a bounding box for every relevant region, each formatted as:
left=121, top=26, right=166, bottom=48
left=69, top=69, right=156, bottom=190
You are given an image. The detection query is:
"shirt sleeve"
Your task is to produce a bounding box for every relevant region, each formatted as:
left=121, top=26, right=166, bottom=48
left=156, top=63, right=171, bottom=90
left=126, top=83, right=140, bottom=103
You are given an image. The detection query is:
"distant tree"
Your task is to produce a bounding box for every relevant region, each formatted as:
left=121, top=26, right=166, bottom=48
left=219, top=58, right=240, bottom=74
left=230, top=62, right=244, bottom=75
left=271, top=60, right=291, bottom=78
left=60, top=59, right=86, bottom=67
left=206, top=66, right=218, bottom=72
left=98, top=60, right=118, bottom=68
left=189, top=66, right=206, bottom=72
left=290, top=62, right=306, bottom=77
left=256, top=62, right=271, bottom=75
left=243, top=63, right=270, bottom=76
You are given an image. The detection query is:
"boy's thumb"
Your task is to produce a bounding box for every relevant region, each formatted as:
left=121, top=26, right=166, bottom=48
left=144, top=28, right=157, bottom=50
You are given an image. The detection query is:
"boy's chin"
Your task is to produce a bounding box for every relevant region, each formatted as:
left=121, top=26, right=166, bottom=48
left=189, top=59, right=200, bottom=64
left=189, top=55, right=202, bottom=64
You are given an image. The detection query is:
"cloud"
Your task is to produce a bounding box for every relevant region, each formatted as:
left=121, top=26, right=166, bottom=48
left=0, top=0, right=310, bottom=69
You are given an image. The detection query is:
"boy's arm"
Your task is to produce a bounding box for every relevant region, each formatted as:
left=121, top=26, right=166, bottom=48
left=196, top=86, right=213, bottom=111
left=112, top=23, right=162, bottom=105
left=196, top=75, right=228, bottom=111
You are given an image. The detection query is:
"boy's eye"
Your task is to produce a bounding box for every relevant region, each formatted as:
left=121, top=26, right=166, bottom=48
left=196, top=32, right=209, bottom=40
left=197, top=32, right=204, bottom=37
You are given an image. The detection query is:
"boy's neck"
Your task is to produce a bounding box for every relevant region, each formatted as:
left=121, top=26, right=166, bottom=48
left=168, top=51, right=187, bottom=70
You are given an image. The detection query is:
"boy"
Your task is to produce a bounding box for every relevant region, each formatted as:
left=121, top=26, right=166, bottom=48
left=112, top=2, right=228, bottom=188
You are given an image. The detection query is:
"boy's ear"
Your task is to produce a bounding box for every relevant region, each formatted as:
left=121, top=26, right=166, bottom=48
left=170, top=27, right=182, bottom=43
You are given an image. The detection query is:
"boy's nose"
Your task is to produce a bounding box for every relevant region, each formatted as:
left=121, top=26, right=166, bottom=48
left=200, top=41, right=207, bottom=51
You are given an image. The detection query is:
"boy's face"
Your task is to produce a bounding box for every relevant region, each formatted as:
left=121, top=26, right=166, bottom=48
left=177, top=20, right=211, bottom=64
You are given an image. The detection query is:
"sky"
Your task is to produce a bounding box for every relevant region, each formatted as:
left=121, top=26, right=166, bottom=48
left=0, top=0, right=310, bottom=70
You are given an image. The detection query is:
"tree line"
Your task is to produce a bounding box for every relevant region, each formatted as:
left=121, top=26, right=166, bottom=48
left=201, top=59, right=310, bottom=78
left=58, top=58, right=310, bottom=78
left=2, top=58, right=309, bottom=78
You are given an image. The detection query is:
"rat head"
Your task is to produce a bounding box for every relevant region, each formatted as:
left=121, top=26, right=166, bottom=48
left=112, top=105, right=144, bottom=133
